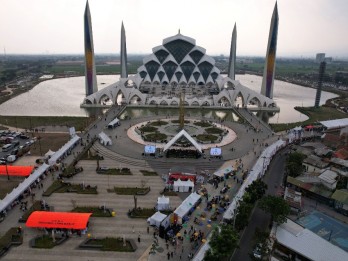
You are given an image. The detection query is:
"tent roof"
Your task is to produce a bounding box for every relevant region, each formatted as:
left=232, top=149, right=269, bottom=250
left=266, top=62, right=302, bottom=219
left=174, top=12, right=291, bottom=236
left=0, top=164, right=50, bottom=213
left=148, top=211, right=167, bottom=223
left=45, top=149, right=55, bottom=157
left=48, top=135, right=81, bottom=165
left=0, top=166, right=34, bottom=177
left=98, top=132, right=112, bottom=144
left=163, top=129, right=202, bottom=153
left=174, top=192, right=201, bottom=218
left=108, top=118, right=119, bottom=126
left=213, top=166, right=234, bottom=177
left=157, top=195, right=169, bottom=204
left=174, top=179, right=194, bottom=187
left=320, top=118, right=348, bottom=130
left=26, top=211, right=92, bottom=229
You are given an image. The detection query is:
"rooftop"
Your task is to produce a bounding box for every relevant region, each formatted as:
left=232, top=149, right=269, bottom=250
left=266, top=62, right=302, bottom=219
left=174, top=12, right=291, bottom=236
left=331, top=189, right=348, bottom=205
left=275, top=219, right=348, bottom=261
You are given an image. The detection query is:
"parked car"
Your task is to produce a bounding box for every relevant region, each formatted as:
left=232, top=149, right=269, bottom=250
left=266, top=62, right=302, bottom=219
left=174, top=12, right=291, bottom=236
left=19, top=134, right=30, bottom=139
left=0, top=160, right=6, bottom=165
left=7, top=155, right=17, bottom=163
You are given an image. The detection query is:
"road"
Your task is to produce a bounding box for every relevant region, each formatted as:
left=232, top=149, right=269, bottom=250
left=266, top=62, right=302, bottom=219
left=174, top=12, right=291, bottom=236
left=231, top=147, right=288, bottom=261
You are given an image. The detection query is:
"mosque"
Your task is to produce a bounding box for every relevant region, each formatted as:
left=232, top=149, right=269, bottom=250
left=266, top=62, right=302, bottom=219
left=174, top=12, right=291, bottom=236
left=81, top=1, right=279, bottom=111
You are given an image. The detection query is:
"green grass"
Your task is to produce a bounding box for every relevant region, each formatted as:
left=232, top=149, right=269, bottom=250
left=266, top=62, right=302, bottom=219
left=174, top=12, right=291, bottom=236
left=0, top=227, right=22, bottom=249
left=270, top=106, right=348, bottom=132
left=107, top=186, right=150, bottom=195
left=196, top=134, right=218, bottom=142
left=149, top=120, right=168, bottom=126
left=144, top=133, right=167, bottom=141
left=171, top=120, right=190, bottom=124
left=128, top=208, right=156, bottom=218
left=43, top=180, right=98, bottom=196
left=205, top=127, right=224, bottom=134
left=71, top=206, right=112, bottom=217
left=0, top=116, right=94, bottom=131
left=138, top=126, right=158, bottom=132
left=32, top=235, right=56, bottom=249
left=194, top=121, right=212, bottom=127
left=140, top=170, right=158, bottom=176
left=97, top=168, right=132, bottom=175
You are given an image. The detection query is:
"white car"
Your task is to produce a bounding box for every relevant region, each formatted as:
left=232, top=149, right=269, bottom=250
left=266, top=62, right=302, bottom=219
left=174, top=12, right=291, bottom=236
left=7, top=155, right=17, bottom=163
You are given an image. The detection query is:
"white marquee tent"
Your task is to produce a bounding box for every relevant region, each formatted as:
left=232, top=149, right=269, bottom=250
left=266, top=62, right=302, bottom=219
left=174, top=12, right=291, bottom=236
left=98, top=132, right=112, bottom=146
left=174, top=192, right=201, bottom=220
left=163, top=129, right=202, bottom=153
left=147, top=211, right=167, bottom=227
left=157, top=195, right=170, bottom=211
left=48, top=135, right=80, bottom=166
left=213, top=165, right=234, bottom=178
left=173, top=179, right=194, bottom=192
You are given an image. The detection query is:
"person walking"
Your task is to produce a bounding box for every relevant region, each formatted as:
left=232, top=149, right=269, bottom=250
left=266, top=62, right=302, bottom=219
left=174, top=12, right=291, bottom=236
left=138, top=234, right=141, bottom=243
left=167, top=252, right=170, bottom=260
left=147, top=226, right=150, bottom=234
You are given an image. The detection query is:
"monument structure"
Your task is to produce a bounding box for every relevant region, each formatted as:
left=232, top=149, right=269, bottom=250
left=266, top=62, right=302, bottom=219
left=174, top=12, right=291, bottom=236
left=84, top=0, right=98, bottom=96
left=227, top=23, right=237, bottom=80
left=261, top=2, right=279, bottom=99
left=120, top=22, right=128, bottom=79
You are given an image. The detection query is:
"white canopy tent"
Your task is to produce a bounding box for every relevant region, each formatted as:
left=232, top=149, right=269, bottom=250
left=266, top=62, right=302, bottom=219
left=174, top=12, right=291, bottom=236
left=174, top=192, right=201, bottom=220
left=44, top=149, right=55, bottom=159
left=163, top=129, right=202, bottom=153
left=173, top=179, right=194, bottom=192
left=98, top=132, right=112, bottom=146
left=320, top=118, right=348, bottom=130
left=48, top=135, right=80, bottom=166
left=0, top=163, right=50, bottom=213
left=213, top=166, right=234, bottom=178
left=157, top=195, right=170, bottom=211
left=147, top=211, right=167, bottom=227
left=108, top=118, right=120, bottom=129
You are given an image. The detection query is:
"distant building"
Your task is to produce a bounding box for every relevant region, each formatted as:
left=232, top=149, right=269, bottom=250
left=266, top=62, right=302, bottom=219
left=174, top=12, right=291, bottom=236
left=331, top=189, right=348, bottom=215
left=316, top=53, right=326, bottom=63
left=324, top=57, right=333, bottom=63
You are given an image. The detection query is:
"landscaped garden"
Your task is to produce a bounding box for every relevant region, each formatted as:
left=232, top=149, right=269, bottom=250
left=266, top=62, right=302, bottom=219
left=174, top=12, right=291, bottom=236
left=196, top=134, right=219, bottom=142
left=71, top=206, right=113, bottom=217
left=205, top=127, right=224, bottom=134
left=43, top=180, right=98, bottom=197
left=149, top=120, right=168, bottom=126
left=0, top=227, right=23, bottom=257
left=194, top=121, right=212, bottom=127
left=19, top=201, right=50, bottom=223
left=96, top=167, right=132, bottom=175
left=128, top=208, right=156, bottom=218
left=30, top=235, right=67, bottom=249
left=140, top=170, right=158, bottom=176
left=138, top=126, right=158, bottom=132
left=144, top=132, right=167, bottom=142
left=107, top=186, right=150, bottom=195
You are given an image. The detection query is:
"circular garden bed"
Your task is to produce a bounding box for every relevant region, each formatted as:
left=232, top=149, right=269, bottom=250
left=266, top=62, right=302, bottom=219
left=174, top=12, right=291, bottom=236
left=205, top=127, right=224, bottom=134
left=144, top=133, right=167, bottom=142
left=196, top=134, right=218, bottom=142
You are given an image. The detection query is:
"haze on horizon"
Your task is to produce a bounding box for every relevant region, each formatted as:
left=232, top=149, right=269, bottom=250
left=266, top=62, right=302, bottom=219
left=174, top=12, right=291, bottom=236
left=0, top=0, right=347, bottom=58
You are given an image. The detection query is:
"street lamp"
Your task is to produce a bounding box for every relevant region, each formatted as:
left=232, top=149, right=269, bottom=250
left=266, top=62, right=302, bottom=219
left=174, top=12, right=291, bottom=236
left=5, top=161, right=9, bottom=181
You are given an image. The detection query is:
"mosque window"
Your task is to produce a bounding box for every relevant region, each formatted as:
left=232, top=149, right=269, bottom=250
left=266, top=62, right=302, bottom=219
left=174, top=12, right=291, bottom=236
left=193, top=72, right=200, bottom=82
left=181, top=61, right=195, bottom=82
left=164, top=39, right=194, bottom=64
left=198, top=61, right=213, bottom=82
left=189, top=50, right=204, bottom=64
left=157, top=71, right=165, bottom=81
left=154, top=49, right=169, bottom=64
left=139, top=71, right=147, bottom=78
left=175, top=72, right=183, bottom=81
left=145, top=61, right=160, bottom=81
left=211, top=72, right=218, bottom=82
left=163, top=61, right=178, bottom=81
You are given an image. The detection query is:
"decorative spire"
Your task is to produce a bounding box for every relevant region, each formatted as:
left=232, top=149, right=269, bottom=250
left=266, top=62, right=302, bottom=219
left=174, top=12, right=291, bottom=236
left=261, top=1, right=279, bottom=99
left=228, top=23, right=237, bottom=80
left=84, top=0, right=98, bottom=96
left=120, top=21, right=128, bottom=78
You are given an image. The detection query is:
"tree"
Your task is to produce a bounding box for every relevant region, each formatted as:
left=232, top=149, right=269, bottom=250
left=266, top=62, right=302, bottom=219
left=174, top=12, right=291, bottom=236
left=204, top=225, right=239, bottom=260
left=234, top=201, right=253, bottom=231
left=286, top=152, right=306, bottom=177
left=244, top=179, right=268, bottom=204
left=258, top=195, right=290, bottom=225
left=249, top=228, right=271, bottom=260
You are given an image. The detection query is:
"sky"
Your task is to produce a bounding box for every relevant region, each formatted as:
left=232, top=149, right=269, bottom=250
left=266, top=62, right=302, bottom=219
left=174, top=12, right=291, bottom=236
left=0, top=0, right=347, bottom=57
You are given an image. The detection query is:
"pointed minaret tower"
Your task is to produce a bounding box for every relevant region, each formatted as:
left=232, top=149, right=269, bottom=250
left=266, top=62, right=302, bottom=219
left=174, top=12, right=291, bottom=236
left=84, top=0, right=98, bottom=96
left=120, top=22, right=128, bottom=79
left=228, top=23, right=237, bottom=80
left=261, top=2, right=279, bottom=99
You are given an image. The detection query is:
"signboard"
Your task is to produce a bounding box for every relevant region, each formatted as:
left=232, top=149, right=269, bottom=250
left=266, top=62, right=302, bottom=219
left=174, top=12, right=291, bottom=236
left=210, top=147, right=221, bottom=156
left=144, top=145, right=156, bottom=154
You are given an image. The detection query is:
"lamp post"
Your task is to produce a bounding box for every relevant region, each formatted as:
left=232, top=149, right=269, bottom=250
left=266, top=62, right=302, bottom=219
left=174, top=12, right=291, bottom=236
left=5, top=161, right=9, bottom=181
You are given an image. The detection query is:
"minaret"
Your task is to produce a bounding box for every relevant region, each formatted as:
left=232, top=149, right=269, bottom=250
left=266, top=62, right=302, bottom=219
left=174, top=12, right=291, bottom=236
left=228, top=23, right=237, bottom=80
left=120, top=22, right=128, bottom=79
left=84, top=0, right=98, bottom=96
left=261, top=2, right=279, bottom=99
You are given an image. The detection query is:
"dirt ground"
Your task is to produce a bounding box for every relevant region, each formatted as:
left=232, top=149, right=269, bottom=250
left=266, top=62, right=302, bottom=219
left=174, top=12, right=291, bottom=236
left=28, top=132, right=70, bottom=156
